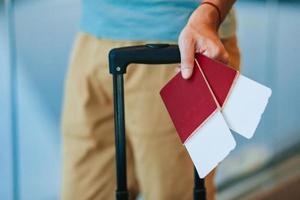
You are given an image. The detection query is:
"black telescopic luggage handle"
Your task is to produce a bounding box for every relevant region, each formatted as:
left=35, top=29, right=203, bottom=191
left=109, top=44, right=180, bottom=74
left=109, top=44, right=206, bottom=200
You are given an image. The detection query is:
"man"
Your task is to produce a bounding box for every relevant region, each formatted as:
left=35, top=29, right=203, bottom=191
left=62, top=0, right=240, bottom=199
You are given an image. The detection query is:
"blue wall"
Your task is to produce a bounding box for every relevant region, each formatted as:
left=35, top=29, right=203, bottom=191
left=0, top=0, right=81, bottom=199
left=0, top=0, right=300, bottom=199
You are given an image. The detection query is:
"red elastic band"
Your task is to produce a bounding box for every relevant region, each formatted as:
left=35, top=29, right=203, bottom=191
left=201, top=2, right=222, bottom=27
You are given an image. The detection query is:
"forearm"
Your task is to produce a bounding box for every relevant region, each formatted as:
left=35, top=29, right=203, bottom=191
left=188, top=0, right=236, bottom=30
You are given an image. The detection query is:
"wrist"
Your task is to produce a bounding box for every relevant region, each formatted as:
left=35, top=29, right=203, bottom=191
left=188, top=3, right=220, bottom=31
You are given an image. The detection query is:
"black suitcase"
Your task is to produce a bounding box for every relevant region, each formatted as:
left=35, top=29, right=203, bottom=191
left=109, top=44, right=206, bottom=200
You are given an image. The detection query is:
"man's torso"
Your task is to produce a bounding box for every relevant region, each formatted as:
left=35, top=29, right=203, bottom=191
left=81, top=0, right=236, bottom=41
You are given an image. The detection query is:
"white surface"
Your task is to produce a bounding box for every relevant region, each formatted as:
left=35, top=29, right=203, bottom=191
left=222, top=75, right=272, bottom=139
left=184, top=111, right=236, bottom=178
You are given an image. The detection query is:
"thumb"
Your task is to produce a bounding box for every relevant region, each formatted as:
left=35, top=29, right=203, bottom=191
left=179, top=35, right=195, bottom=79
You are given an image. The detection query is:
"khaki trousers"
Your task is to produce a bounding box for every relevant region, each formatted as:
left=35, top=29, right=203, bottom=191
left=61, top=33, right=240, bottom=200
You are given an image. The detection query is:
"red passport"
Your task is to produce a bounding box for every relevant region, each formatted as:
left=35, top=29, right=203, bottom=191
left=195, top=54, right=272, bottom=139
left=159, top=62, right=217, bottom=143
left=160, top=61, right=236, bottom=178
left=195, top=53, right=238, bottom=107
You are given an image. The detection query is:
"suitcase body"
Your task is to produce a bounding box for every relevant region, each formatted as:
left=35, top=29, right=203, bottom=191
left=109, top=44, right=206, bottom=200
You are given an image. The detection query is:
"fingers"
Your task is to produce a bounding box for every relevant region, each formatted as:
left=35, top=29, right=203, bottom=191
left=178, top=31, right=195, bottom=79
left=202, top=41, right=229, bottom=64
left=178, top=27, right=230, bottom=80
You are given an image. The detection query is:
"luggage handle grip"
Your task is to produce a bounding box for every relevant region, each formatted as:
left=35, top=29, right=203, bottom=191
left=109, top=44, right=180, bottom=74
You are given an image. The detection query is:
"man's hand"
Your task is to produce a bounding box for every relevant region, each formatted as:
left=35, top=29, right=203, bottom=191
left=178, top=1, right=235, bottom=79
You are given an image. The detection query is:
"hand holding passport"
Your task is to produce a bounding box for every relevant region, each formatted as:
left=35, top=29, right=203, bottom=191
left=160, top=54, right=272, bottom=178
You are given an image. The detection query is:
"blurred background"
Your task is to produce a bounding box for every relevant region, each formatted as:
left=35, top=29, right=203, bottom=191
left=0, top=0, right=299, bottom=199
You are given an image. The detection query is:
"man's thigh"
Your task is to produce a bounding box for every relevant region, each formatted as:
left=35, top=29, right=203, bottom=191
left=61, top=33, right=139, bottom=200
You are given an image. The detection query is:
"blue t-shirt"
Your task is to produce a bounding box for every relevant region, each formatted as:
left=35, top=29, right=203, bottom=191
left=80, top=0, right=236, bottom=41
